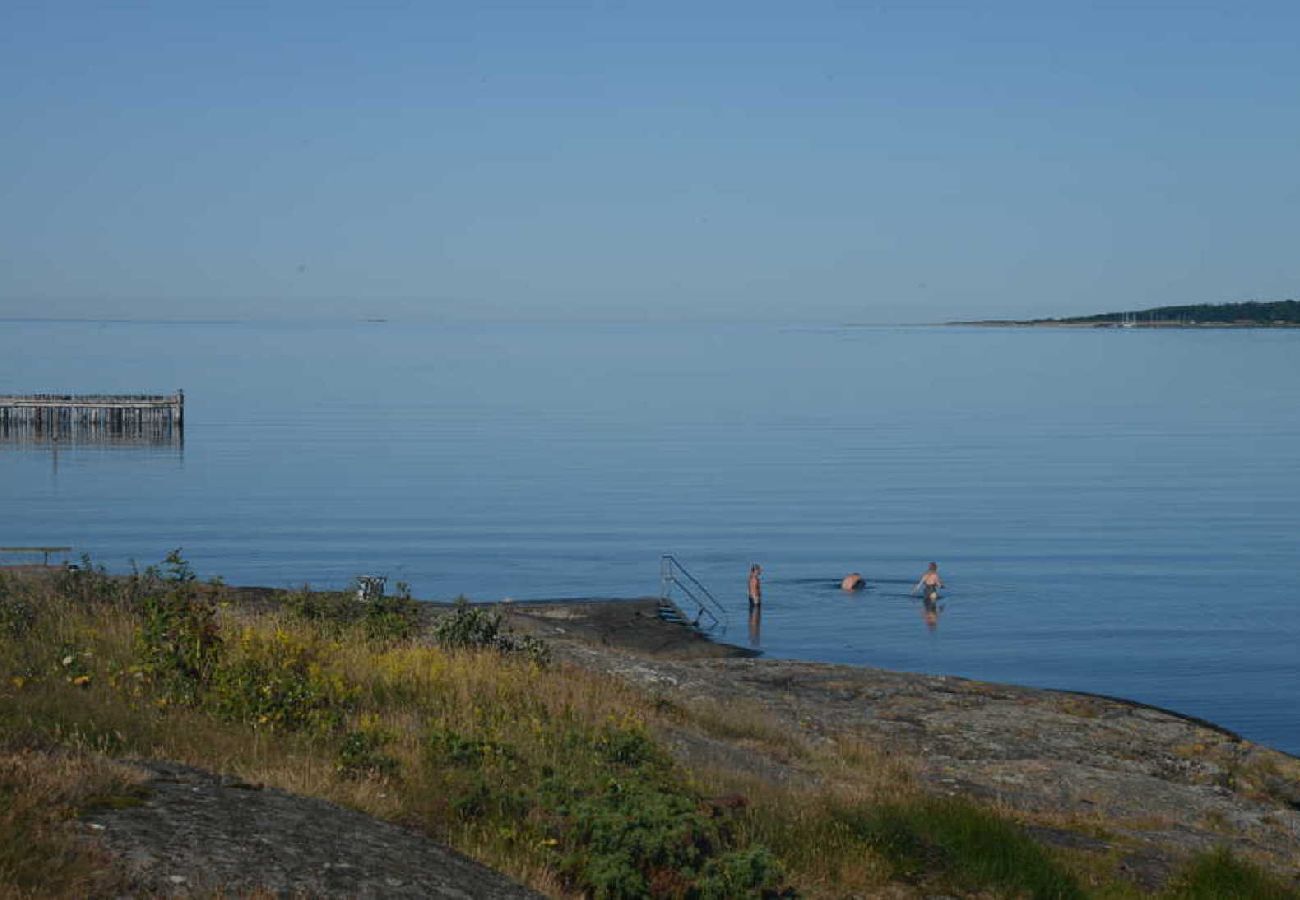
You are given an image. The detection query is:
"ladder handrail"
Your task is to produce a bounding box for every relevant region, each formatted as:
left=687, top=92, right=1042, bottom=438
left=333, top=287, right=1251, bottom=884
left=659, top=555, right=729, bottom=631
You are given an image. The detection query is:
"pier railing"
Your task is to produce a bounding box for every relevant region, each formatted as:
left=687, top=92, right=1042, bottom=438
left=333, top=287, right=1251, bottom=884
left=0, top=546, right=72, bottom=566
left=659, top=555, right=728, bottom=632
left=0, top=392, right=183, bottom=440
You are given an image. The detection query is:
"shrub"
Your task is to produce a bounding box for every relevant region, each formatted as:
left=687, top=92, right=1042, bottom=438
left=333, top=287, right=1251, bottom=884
left=536, top=723, right=782, bottom=898
left=418, top=713, right=783, bottom=896
left=362, top=588, right=421, bottom=643
left=207, top=628, right=356, bottom=735
left=697, top=846, right=786, bottom=900
left=134, top=550, right=222, bottom=705
left=282, top=586, right=357, bottom=631
left=432, top=599, right=550, bottom=664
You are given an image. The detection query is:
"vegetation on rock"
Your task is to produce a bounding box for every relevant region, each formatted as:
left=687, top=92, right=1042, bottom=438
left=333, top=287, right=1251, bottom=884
left=2, top=556, right=1297, bottom=898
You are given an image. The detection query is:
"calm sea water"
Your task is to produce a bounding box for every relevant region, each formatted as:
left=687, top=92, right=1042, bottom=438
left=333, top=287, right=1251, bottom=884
left=3, top=321, right=1298, bottom=753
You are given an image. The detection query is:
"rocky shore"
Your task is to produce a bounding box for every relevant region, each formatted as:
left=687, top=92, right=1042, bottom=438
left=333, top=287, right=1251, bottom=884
left=504, top=598, right=1300, bottom=887
left=64, top=593, right=1300, bottom=894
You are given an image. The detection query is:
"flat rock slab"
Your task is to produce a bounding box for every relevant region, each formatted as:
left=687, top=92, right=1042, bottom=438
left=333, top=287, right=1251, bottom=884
left=83, top=761, right=542, bottom=899
left=503, top=597, right=752, bottom=659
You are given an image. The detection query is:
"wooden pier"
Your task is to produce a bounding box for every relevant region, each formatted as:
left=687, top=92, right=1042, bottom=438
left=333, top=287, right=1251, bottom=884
left=0, top=392, right=184, bottom=441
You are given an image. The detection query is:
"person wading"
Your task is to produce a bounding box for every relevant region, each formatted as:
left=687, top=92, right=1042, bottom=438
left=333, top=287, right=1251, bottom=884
left=913, top=561, right=944, bottom=600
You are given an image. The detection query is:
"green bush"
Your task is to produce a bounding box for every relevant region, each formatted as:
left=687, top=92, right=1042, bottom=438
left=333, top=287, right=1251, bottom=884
left=362, top=589, right=422, bottom=642
left=696, top=846, right=786, bottom=899
left=134, top=550, right=222, bottom=705
left=283, top=586, right=356, bottom=630
left=543, top=774, right=712, bottom=898
left=419, top=716, right=783, bottom=897
left=432, top=599, right=550, bottom=664
left=536, top=723, right=782, bottom=899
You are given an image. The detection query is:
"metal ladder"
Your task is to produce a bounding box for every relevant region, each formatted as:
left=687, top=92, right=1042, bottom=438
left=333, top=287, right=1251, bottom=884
left=659, top=555, right=729, bottom=632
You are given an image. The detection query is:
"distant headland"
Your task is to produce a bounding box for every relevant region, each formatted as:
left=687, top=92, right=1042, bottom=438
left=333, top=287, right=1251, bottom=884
left=956, top=299, right=1300, bottom=328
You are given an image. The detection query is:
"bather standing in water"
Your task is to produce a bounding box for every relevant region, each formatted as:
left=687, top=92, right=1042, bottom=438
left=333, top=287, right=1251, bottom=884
left=748, top=563, right=762, bottom=607
left=913, top=561, right=944, bottom=600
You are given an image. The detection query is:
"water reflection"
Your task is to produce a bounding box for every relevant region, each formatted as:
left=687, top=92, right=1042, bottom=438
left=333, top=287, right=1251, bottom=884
left=921, top=595, right=943, bottom=633
left=0, top=421, right=182, bottom=449
left=0, top=422, right=183, bottom=477
left=748, top=603, right=762, bottom=648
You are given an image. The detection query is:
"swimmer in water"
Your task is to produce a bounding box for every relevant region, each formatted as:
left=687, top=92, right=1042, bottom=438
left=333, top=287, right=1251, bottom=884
left=913, top=561, right=944, bottom=600
left=748, top=563, right=762, bottom=607
left=840, top=572, right=865, bottom=592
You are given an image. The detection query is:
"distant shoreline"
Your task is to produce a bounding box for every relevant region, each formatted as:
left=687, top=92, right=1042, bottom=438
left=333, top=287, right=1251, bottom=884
left=947, top=319, right=1300, bottom=329
left=952, top=299, right=1300, bottom=329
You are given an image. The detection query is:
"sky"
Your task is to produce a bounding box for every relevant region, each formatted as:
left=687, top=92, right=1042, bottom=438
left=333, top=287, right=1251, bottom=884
left=2, top=2, right=1298, bottom=324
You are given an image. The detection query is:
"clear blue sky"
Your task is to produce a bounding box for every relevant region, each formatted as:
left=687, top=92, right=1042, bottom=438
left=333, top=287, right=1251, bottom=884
left=2, top=2, right=1297, bottom=323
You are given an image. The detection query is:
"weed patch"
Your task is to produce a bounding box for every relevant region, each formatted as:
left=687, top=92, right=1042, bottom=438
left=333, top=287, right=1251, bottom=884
left=208, top=628, right=356, bottom=734
left=1163, top=846, right=1299, bottom=899
left=0, top=576, right=37, bottom=638
left=840, top=795, right=1085, bottom=899
left=284, top=583, right=422, bottom=643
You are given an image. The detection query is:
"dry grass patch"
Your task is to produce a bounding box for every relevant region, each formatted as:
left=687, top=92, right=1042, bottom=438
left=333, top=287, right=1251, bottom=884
left=0, top=748, right=145, bottom=898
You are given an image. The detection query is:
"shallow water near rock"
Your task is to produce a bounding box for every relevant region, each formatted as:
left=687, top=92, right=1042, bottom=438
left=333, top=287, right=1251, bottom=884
left=3, top=320, right=1298, bottom=753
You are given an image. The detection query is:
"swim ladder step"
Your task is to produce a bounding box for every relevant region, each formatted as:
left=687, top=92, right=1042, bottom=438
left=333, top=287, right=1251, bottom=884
left=656, top=601, right=688, bottom=624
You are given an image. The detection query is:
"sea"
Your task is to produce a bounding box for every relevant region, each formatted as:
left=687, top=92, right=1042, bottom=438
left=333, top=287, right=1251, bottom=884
left=3, top=320, right=1298, bottom=754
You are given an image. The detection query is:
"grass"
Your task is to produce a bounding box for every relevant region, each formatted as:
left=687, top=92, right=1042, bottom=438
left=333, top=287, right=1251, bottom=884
left=3, top=559, right=1299, bottom=899
left=1162, top=847, right=1300, bottom=900
left=841, top=796, right=1086, bottom=899
left=0, top=748, right=144, bottom=897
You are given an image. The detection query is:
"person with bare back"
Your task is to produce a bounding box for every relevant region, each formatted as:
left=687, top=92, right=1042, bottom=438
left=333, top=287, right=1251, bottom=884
left=913, top=561, right=944, bottom=601
left=748, top=563, right=763, bottom=607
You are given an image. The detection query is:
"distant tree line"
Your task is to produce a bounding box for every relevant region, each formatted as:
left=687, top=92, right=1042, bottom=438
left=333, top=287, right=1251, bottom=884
left=1047, top=299, right=1300, bottom=325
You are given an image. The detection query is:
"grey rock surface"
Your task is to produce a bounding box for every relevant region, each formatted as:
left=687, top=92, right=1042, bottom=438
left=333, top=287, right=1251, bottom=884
left=83, top=761, right=542, bottom=899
